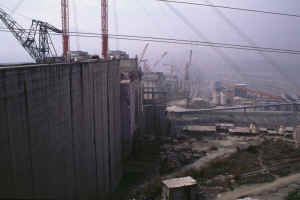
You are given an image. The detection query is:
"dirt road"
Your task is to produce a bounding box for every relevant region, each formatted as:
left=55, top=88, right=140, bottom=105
left=217, top=173, right=300, bottom=200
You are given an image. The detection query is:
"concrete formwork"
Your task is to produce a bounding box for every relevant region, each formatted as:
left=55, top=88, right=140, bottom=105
left=0, top=61, right=121, bottom=200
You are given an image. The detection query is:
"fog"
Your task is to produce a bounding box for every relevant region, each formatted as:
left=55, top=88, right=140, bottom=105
left=0, top=0, right=299, bottom=92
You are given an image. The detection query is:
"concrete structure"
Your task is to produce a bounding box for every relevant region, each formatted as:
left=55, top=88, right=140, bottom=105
left=143, top=72, right=167, bottom=105
left=108, top=50, right=129, bottom=59
left=229, top=127, right=252, bottom=135
left=162, top=176, right=197, bottom=200
left=169, top=111, right=300, bottom=130
left=165, top=75, right=179, bottom=98
left=0, top=61, right=122, bottom=199
left=234, top=83, right=248, bottom=98
left=190, top=98, right=210, bottom=108
left=183, top=125, right=216, bottom=134
left=212, top=89, right=221, bottom=105
left=294, top=126, right=300, bottom=147
left=120, top=78, right=143, bottom=159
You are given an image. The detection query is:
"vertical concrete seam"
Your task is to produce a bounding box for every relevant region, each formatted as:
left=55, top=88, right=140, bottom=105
left=68, top=65, right=78, bottom=200
left=23, top=71, right=35, bottom=198
left=4, top=71, right=16, bottom=196
left=91, top=64, right=99, bottom=196
left=106, top=62, right=112, bottom=192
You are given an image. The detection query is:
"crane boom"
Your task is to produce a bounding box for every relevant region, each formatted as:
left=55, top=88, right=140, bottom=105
left=101, top=0, right=108, bottom=58
left=0, top=8, right=62, bottom=63
left=138, top=43, right=149, bottom=65
left=153, top=51, right=168, bottom=68
left=61, top=0, right=70, bottom=57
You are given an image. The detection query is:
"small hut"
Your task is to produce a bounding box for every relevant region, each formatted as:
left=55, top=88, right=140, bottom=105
left=161, top=176, right=197, bottom=200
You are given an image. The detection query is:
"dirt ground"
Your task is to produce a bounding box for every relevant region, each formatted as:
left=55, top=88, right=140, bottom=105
left=114, top=131, right=300, bottom=200
left=218, top=173, right=300, bottom=200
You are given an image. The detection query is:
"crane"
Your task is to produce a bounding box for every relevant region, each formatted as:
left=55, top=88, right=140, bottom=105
left=184, top=50, right=192, bottom=81
left=61, top=0, right=70, bottom=57
left=101, top=0, right=108, bottom=59
left=138, top=43, right=149, bottom=66
left=0, top=8, right=62, bottom=63
left=153, top=51, right=168, bottom=69
left=141, top=59, right=152, bottom=73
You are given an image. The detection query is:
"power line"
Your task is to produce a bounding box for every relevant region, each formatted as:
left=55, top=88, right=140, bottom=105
left=11, top=0, right=25, bottom=14
left=205, top=0, right=299, bottom=93
left=157, top=0, right=300, bottom=18
left=163, top=2, right=244, bottom=81
left=0, top=28, right=300, bottom=55
left=0, top=3, right=32, bottom=21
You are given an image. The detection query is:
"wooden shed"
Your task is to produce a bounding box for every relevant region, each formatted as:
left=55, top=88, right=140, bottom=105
left=161, top=176, right=197, bottom=200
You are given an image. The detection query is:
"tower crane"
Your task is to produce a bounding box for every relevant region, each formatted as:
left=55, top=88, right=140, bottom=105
left=184, top=50, right=192, bottom=81
left=141, top=59, right=152, bottom=73
left=101, top=0, right=108, bottom=59
left=0, top=8, right=62, bottom=63
left=61, top=0, right=70, bottom=57
left=183, top=50, right=192, bottom=107
left=138, top=43, right=149, bottom=66
left=153, top=51, right=168, bottom=70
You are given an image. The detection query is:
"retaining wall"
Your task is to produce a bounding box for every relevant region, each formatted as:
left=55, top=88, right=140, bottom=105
left=0, top=61, right=121, bottom=200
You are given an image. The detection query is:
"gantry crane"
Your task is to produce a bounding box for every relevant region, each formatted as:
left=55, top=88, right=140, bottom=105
left=61, top=0, right=70, bottom=57
left=0, top=8, right=62, bottom=63
left=101, top=0, right=108, bottom=59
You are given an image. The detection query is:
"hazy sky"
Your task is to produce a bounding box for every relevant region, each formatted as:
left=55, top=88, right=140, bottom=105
left=0, top=0, right=299, bottom=80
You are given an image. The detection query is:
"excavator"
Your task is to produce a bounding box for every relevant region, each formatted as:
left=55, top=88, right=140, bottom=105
left=0, top=7, right=62, bottom=63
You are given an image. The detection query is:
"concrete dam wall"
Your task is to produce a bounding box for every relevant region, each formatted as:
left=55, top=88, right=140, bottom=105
left=0, top=61, right=121, bottom=199
left=169, top=111, right=300, bottom=129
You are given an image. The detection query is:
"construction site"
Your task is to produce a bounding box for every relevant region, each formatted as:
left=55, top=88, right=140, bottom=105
left=0, top=0, right=300, bottom=200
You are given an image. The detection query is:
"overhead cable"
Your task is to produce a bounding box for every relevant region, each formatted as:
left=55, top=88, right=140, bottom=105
left=0, top=28, right=300, bottom=55
left=157, top=0, right=300, bottom=18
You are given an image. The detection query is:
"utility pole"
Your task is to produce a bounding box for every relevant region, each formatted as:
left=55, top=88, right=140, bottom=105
left=61, top=0, right=70, bottom=57
left=101, top=0, right=108, bottom=59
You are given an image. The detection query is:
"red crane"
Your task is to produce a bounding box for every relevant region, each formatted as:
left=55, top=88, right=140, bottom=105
left=101, top=0, right=108, bottom=59
left=61, top=0, right=70, bottom=57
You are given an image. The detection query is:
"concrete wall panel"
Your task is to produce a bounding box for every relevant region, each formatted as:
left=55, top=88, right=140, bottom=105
left=5, top=70, right=32, bottom=198
left=0, top=61, right=121, bottom=200
left=0, top=71, right=14, bottom=198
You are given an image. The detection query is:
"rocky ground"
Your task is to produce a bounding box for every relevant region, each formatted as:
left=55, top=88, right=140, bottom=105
left=113, top=131, right=300, bottom=200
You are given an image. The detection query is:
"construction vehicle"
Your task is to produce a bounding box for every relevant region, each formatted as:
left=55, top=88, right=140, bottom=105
left=0, top=8, right=63, bottom=63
